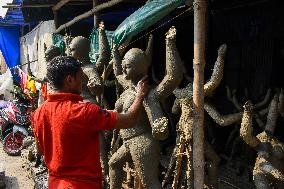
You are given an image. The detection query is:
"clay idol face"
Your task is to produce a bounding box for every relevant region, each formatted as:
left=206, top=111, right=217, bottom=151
left=122, top=48, right=148, bottom=81
left=69, top=36, right=90, bottom=59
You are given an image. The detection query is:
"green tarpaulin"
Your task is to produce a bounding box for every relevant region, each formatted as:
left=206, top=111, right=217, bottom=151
left=52, top=34, right=65, bottom=54
left=113, top=0, right=186, bottom=46
left=89, top=29, right=114, bottom=64
left=51, top=30, right=113, bottom=65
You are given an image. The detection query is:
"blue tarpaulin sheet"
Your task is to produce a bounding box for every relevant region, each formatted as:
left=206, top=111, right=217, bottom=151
left=0, top=26, right=20, bottom=79
left=113, top=0, right=186, bottom=46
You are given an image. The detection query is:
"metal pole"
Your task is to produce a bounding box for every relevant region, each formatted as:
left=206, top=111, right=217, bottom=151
left=192, top=0, right=207, bottom=188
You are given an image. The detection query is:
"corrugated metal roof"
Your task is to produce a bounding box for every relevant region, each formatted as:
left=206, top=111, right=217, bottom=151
left=0, top=0, right=25, bottom=26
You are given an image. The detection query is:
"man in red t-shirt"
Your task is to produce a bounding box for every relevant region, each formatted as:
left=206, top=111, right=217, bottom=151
left=32, top=56, right=149, bottom=189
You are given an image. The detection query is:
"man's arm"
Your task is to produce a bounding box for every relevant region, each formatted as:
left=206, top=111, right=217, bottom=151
left=114, top=77, right=149, bottom=129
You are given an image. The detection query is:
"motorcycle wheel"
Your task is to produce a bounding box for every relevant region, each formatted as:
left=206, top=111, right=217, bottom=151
left=3, top=131, right=25, bottom=156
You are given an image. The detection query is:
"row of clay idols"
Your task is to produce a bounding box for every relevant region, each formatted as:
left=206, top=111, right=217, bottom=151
left=109, top=26, right=228, bottom=189
left=30, top=21, right=284, bottom=188
left=28, top=22, right=109, bottom=105
left=26, top=24, right=184, bottom=189
left=30, top=24, right=228, bottom=188
left=109, top=24, right=284, bottom=189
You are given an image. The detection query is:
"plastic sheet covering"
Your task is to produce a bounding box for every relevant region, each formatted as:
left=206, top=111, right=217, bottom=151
left=89, top=28, right=114, bottom=64
left=0, top=26, right=20, bottom=79
left=0, top=69, right=14, bottom=99
left=113, top=0, right=186, bottom=46
left=52, top=33, right=65, bottom=54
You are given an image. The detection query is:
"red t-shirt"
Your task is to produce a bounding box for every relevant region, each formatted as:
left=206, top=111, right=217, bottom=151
left=32, top=93, right=117, bottom=189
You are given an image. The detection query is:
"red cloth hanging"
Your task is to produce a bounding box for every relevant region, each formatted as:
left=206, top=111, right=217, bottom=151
left=41, top=83, right=47, bottom=101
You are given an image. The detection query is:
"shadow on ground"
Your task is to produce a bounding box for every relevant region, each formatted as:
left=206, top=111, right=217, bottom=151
left=5, top=176, right=19, bottom=189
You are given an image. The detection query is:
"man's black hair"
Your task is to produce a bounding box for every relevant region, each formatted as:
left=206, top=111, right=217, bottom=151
left=46, top=56, right=82, bottom=90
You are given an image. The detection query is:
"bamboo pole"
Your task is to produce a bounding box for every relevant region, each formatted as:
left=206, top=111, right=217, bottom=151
left=52, top=0, right=70, bottom=11
left=192, top=0, right=207, bottom=189
left=53, top=10, right=59, bottom=29
left=93, top=0, right=100, bottom=28
left=55, top=0, right=126, bottom=33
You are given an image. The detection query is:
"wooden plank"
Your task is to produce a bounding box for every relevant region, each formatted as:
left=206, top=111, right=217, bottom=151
left=2, top=19, right=24, bottom=22
left=22, top=4, right=54, bottom=8
left=2, top=4, right=21, bottom=8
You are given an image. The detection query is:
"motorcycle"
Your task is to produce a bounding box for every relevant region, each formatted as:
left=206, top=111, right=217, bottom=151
left=0, top=99, right=32, bottom=156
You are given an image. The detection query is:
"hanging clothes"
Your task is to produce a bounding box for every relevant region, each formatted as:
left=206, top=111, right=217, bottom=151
left=37, top=90, right=44, bottom=107
left=26, top=75, right=36, bottom=93
left=0, top=69, right=14, bottom=99
left=37, top=21, right=56, bottom=79
left=24, top=27, right=39, bottom=75
left=20, top=21, right=55, bottom=78
left=18, top=68, right=28, bottom=89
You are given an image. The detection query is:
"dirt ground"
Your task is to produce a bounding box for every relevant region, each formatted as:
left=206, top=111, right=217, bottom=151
left=0, top=143, right=34, bottom=189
